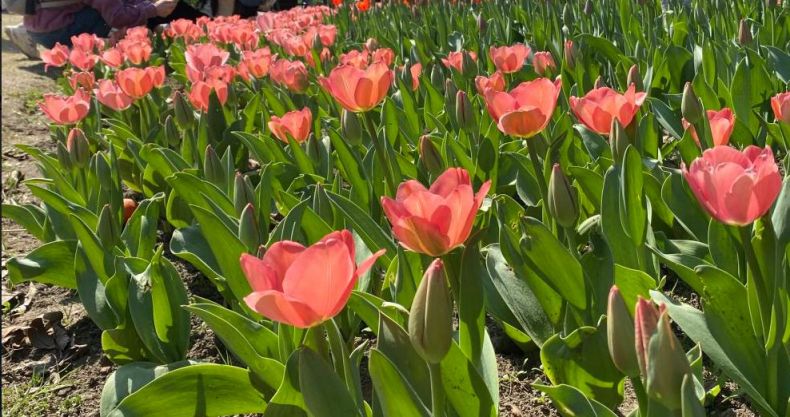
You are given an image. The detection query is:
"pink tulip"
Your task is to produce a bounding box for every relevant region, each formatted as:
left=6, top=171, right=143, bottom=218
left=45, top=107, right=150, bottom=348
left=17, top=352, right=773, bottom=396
left=41, top=43, right=68, bottom=71
left=269, top=108, right=312, bottom=144
left=634, top=297, right=665, bottom=376
left=188, top=79, right=229, bottom=112
left=372, top=48, right=395, bottom=67
left=240, top=48, right=272, bottom=79
left=68, top=48, right=98, bottom=72
left=475, top=71, right=505, bottom=96
left=241, top=230, right=385, bottom=328
left=682, top=145, right=782, bottom=226
left=489, top=43, right=530, bottom=74
left=532, top=51, right=556, bottom=76
left=409, top=63, right=422, bottom=91
left=771, top=92, right=790, bottom=124
left=70, top=33, right=103, bottom=53
left=320, top=62, right=393, bottom=112
left=339, top=49, right=370, bottom=69
left=118, top=39, right=152, bottom=65
left=115, top=67, right=156, bottom=99
left=185, top=43, right=230, bottom=83
left=381, top=168, right=491, bottom=256
left=39, top=89, right=91, bottom=125
left=681, top=108, right=735, bottom=147
left=318, top=24, right=337, bottom=46
left=69, top=71, right=95, bottom=91
left=569, top=84, right=647, bottom=135
left=270, top=59, right=309, bottom=92
left=442, top=51, right=477, bottom=73
left=484, top=77, right=562, bottom=138
left=100, top=47, right=123, bottom=68
left=95, top=79, right=134, bottom=111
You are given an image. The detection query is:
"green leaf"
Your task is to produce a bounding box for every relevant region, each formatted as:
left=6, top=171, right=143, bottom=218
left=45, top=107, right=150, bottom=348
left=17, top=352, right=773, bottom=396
left=377, top=313, right=431, bottom=404
left=75, top=245, right=117, bottom=330
left=619, top=146, right=646, bottom=246
left=100, top=361, right=195, bottom=417
left=264, top=350, right=308, bottom=417
left=6, top=240, right=77, bottom=288
left=661, top=172, right=709, bottom=241
left=298, top=347, right=360, bottom=417
left=771, top=178, right=790, bottom=248
left=441, top=341, right=498, bottom=417
left=649, top=98, right=684, bottom=140
left=324, top=190, right=396, bottom=265
left=532, top=384, right=619, bottom=417
left=106, top=364, right=267, bottom=417
left=1, top=203, right=49, bottom=241
left=368, top=349, right=431, bottom=417
left=613, top=264, right=656, bottom=316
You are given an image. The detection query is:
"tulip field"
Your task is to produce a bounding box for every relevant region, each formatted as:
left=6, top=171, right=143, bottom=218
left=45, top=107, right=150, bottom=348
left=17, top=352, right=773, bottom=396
left=3, top=0, right=790, bottom=415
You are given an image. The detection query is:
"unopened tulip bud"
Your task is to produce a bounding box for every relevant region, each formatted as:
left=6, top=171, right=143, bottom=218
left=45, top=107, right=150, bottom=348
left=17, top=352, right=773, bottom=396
left=646, top=311, right=692, bottom=410
left=409, top=259, right=453, bottom=364
left=365, top=37, right=379, bottom=51
left=56, top=142, right=72, bottom=171
left=634, top=297, right=662, bottom=376
left=738, top=19, right=752, bottom=45
left=67, top=128, right=90, bottom=168
left=341, top=109, right=363, bottom=146
left=173, top=90, right=194, bottom=129
left=547, top=164, right=579, bottom=228
left=606, top=286, right=640, bottom=377
left=681, top=82, right=703, bottom=124
left=419, top=135, right=443, bottom=176
left=164, top=115, right=180, bottom=147
left=681, top=373, right=705, bottom=417
left=238, top=203, right=261, bottom=252
left=610, top=119, right=630, bottom=163
left=564, top=40, right=577, bottom=70
left=204, top=145, right=225, bottom=188
left=627, top=65, right=643, bottom=92
left=123, top=198, right=137, bottom=222
left=455, top=90, right=474, bottom=131
left=431, top=65, right=444, bottom=91
left=234, top=172, right=255, bottom=215
left=97, top=204, right=120, bottom=248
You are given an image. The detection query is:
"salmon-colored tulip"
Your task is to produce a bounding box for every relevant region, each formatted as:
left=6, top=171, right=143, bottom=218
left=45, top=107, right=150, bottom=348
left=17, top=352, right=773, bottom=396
left=339, top=49, right=370, bottom=69
left=269, top=108, right=312, bottom=144
left=241, top=48, right=272, bottom=79
left=357, top=0, right=370, bottom=11
left=442, top=51, right=477, bottom=73
left=270, top=59, right=308, bottom=92
left=682, top=145, right=781, bottom=226
left=123, top=198, right=137, bottom=222
left=241, top=230, right=385, bottom=328
left=320, top=62, right=393, bottom=112
left=771, top=92, right=790, bottom=124
left=100, top=47, right=123, bottom=68
left=484, top=77, right=562, bottom=138
left=381, top=168, right=491, bottom=256
left=69, top=71, right=95, bottom=91
left=532, top=51, right=556, bottom=76
left=41, top=43, right=68, bottom=71
left=188, top=79, right=229, bottom=112
left=474, top=71, right=505, bottom=96
left=318, top=24, right=337, bottom=46
left=569, top=84, right=647, bottom=135
left=489, top=43, right=530, bottom=74
left=115, top=67, right=155, bottom=99
left=68, top=48, right=98, bottom=72
left=39, top=89, right=91, bottom=125
left=185, top=43, right=230, bottom=83
left=95, top=79, right=134, bottom=111
left=147, top=66, right=166, bottom=87
left=372, top=48, right=395, bottom=67
left=409, top=63, right=422, bottom=91
left=681, top=108, right=735, bottom=147
left=118, top=39, right=152, bottom=65
left=70, top=33, right=103, bottom=53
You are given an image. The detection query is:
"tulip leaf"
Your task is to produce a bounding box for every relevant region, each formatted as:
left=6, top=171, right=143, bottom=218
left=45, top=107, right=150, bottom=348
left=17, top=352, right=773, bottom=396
left=646, top=247, right=706, bottom=295
left=613, top=264, right=656, bottom=316
left=1, top=203, right=49, bottom=242
left=105, top=364, right=267, bottom=417
left=619, top=146, right=646, bottom=246
left=324, top=190, right=396, bottom=265
left=771, top=178, right=790, bottom=248
left=121, top=193, right=163, bottom=259
left=166, top=172, right=236, bottom=218
left=75, top=245, right=118, bottom=330
left=264, top=350, right=308, bottom=417
left=298, top=347, right=360, bottom=417
left=660, top=172, right=709, bottom=242
left=601, top=167, right=642, bottom=270
left=532, top=384, right=619, bottom=417
left=648, top=97, right=684, bottom=140
left=327, top=127, right=370, bottom=208
left=6, top=239, right=78, bottom=289
left=377, top=313, right=431, bottom=403
left=440, top=341, right=498, bottom=417
left=706, top=220, right=741, bottom=279
left=368, top=349, right=431, bottom=417
left=100, top=360, right=196, bottom=417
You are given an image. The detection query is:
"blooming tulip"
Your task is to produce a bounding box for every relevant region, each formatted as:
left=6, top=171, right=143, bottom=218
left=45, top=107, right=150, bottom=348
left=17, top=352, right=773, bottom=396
left=372, top=48, right=395, bottom=67
left=484, top=77, right=562, bottom=138
left=442, top=50, right=477, bottom=73
left=569, top=84, right=647, bottom=135
left=532, top=51, right=556, bottom=76
left=268, top=108, right=312, bottom=144
left=115, top=67, right=156, bottom=99
left=474, top=71, right=505, bottom=96
left=381, top=167, right=491, bottom=256
left=119, top=39, right=152, bottom=65
left=318, top=24, right=337, bottom=46
left=682, top=145, right=781, bottom=226
left=241, top=48, right=272, bottom=79
left=339, top=49, right=370, bottom=69
left=70, top=33, right=103, bottom=53
left=95, top=79, right=134, bottom=111
left=188, top=79, right=229, bottom=112
left=681, top=108, right=735, bottom=147
left=100, top=47, right=123, bottom=68
left=489, top=43, right=530, bottom=73
left=270, top=59, right=309, bottom=92
left=69, top=71, right=95, bottom=91
left=771, top=92, right=790, bottom=124
left=241, top=230, right=385, bottom=328
left=320, top=62, right=393, bottom=112
left=68, top=48, right=98, bottom=72
left=41, top=43, right=68, bottom=71
left=39, top=89, right=90, bottom=125
left=185, top=43, right=230, bottom=83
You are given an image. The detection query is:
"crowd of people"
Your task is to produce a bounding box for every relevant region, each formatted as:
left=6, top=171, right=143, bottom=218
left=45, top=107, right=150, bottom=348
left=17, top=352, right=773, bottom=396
left=2, top=0, right=296, bottom=59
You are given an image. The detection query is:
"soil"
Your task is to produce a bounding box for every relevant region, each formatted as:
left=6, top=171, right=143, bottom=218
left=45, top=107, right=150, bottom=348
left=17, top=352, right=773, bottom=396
left=0, top=12, right=760, bottom=417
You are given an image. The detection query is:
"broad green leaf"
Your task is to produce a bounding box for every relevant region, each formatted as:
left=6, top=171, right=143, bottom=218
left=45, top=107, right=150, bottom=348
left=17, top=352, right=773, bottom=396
left=6, top=240, right=77, bottom=288
left=298, top=347, right=360, bottom=417
left=368, top=349, right=431, bottom=417
left=532, top=384, right=619, bottom=417
left=324, top=190, right=396, bottom=265
left=100, top=361, right=195, bottom=417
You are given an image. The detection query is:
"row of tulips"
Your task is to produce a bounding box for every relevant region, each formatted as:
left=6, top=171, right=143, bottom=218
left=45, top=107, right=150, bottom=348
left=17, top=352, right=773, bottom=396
left=4, top=0, right=790, bottom=416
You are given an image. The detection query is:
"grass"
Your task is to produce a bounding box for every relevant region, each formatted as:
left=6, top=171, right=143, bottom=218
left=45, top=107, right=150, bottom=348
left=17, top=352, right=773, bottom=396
left=1, top=369, right=84, bottom=417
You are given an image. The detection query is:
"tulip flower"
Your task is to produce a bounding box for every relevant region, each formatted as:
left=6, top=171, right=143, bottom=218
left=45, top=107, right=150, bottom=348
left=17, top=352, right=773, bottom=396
left=771, top=91, right=790, bottom=124
left=381, top=167, right=491, bottom=256
left=569, top=84, right=647, bottom=135
left=532, top=51, right=556, bottom=76
left=188, top=79, right=229, bottom=112
left=372, top=48, right=395, bottom=67
left=681, top=108, right=735, bottom=147
left=119, top=39, right=152, bottom=65
left=66, top=127, right=90, bottom=167
left=147, top=66, right=166, bottom=88
left=268, top=108, right=312, bottom=144
left=270, top=59, right=309, bottom=92
left=41, top=43, right=68, bottom=71
left=39, top=89, right=91, bottom=125
left=241, top=230, right=385, bottom=328
left=320, top=62, right=394, bottom=112
left=563, top=39, right=577, bottom=69
left=70, top=33, right=103, bottom=53
left=548, top=163, right=579, bottom=228
left=474, top=71, right=505, bottom=96
left=339, top=49, right=370, bottom=69
left=318, top=24, right=337, bottom=46
left=94, top=79, right=133, bottom=111
left=682, top=145, right=781, bottom=226
left=489, top=43, right=530, bottom=73
left=69, top=71, right=95, bottom=91
left=357, top=0, right=370, bottom=11
left=123, top=198, right=137, bottom=222
left=409, top=63, right=422, bottom=91
left=634, top=297, right=664, bottom=376
left=68, top=48, right=98, bottom=72
left=484, top=77, right=562, bottom=138
left=100, top=47, right=123, bottom=68
left=606, top=286, right=640, bottom=377
left=442, top=51, right=477, bottom=73
left=185, top=43, right=230, bottom=83
left=115, top=67, right=156, bottom=99
left=240, top=48, right=272, bottom=79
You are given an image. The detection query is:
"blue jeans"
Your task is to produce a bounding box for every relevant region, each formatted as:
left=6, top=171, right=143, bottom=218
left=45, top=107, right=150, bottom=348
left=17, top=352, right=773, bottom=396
left=28, top=7, right=111, bottom=49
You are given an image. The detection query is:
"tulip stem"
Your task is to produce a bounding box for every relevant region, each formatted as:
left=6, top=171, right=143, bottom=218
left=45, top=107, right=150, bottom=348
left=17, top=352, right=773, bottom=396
left=362, top=112, right=398, bottom=194
left=526, top=138, right=548, bottom=205
left=738, top=226, right=770, bottom=338
left=428, top=362, right=446, bottom=417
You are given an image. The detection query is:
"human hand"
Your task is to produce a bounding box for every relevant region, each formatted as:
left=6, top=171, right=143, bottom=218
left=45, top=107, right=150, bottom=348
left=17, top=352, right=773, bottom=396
left=154, top=0, right=177, bottom=17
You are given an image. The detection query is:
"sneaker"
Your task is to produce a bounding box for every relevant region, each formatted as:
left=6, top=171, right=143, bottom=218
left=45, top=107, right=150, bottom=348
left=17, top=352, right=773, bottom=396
left=4, top=23, right=40, bottom=59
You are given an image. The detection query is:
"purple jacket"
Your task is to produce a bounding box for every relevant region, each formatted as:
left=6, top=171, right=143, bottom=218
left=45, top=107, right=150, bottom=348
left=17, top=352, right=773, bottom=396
left=24, top=0, right=157, bottom=33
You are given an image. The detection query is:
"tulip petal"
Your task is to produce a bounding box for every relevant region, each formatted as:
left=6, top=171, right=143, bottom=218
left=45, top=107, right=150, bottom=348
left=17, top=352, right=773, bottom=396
left=429, top=167, right=472, bottom=197
left=326, top=248, right=387, bottom=317
left=244, top=290, right=323, bottom=328
left=392, top=216, right=452, bottom=256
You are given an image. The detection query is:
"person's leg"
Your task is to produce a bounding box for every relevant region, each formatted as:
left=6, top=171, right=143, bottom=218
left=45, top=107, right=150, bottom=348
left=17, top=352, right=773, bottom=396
left=28, top=6, right=109, bottom=48
left=27, top=26, right=70, bottom=49
left=4, top=23, right=40, bottom=58
left=147, top=2, right=207, bottom=28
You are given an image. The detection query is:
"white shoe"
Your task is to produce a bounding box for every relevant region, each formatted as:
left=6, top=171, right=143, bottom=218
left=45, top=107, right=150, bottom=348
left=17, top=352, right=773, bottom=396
left=4, top=24, right=40, bottom=59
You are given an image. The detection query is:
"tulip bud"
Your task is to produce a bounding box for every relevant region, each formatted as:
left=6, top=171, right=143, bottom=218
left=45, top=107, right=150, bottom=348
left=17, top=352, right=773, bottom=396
left=341, top=109, right=363, bottom=146
left=738, top=19, right=752, bottom=45
left=67, top=128, right=90, bottom=168
left=606, top=286, right=640, bottom=377
left=431, top=65, right=444, bottom=91
left=634, top=297, right=662, bottom=377
left=56, top=141, right=73, bottom=171
left=547, top=164, right=579, bottom=228
left=627, top=64, right=643, bottom=92
left=476, top=14, right=487, bottom=34
left=455, top=90, right=474, bottom=131
left=365, top=37, right=379, bottom=51
left=204, top=145, right=225, bottom=188
left=173, top=91, right=195, bottom=129
left=409, top=259, right=453, bottom=364
left=419, top=135, right=443, bottom=176
left=681, top=82, right=703, bottom=124
left=234, top=172, right=255, bottom=215
left=97, top=204, right=120, bottom=248
left=123, top=198, right=137, bottom=222
left=645, top=311, right=692, bottom=410
left=609, top=119, right=630, bottom=163
left=164, top=115, right=180, bottom=147
left=564, top=40, right=577, bottom=70
left=584, top=0, right=593, bottom=15
left=238, top=203, right=261, bottom=252
left=461, top=51, right=477, bottom=78
left=681, top=373, right=705, bottom=417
